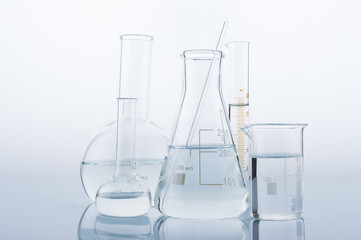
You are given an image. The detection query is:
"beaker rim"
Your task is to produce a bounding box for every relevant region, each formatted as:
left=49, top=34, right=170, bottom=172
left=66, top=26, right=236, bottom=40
left=225, top=41, right=250, bottom=47
left=182, top=49, right=224, bottom=60
left=120, top=34, right=153, bottom=41
left=243, top=123, right=308, bottom=129
left=116, top=97, right=137, bottom=102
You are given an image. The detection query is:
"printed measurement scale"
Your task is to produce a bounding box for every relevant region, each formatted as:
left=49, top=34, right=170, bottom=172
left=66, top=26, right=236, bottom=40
left=229, top=89, right=249, bottom=176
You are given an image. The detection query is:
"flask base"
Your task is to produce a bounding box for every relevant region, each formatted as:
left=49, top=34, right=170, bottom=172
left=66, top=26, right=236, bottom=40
left=96, top=192, right=151, bottom=217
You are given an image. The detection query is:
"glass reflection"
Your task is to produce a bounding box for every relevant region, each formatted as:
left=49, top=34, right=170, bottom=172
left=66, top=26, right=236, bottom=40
left=95, top=214, right=151, bottom=240
left=251, top=218, right=305, bottom=240
left=78, top=204, right=98, bottom=240
left=78, top=204, right=160, bottom=240
left=78, top=205, right=304, bottom=240
left=154, top=217, right=249, bottom=240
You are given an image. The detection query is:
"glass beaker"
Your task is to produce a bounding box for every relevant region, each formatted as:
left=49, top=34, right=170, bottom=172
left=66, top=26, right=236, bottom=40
left=225, top=41, right=250, bottom=187
left=154, top=50, right=248, bottom=219
left=251, top=218, right=305, bottom=240
left=241, top=124, right=308, bottom=220
left=96, top=98, right=151, bottom=217
left=81, top=34, right=169, bottom=203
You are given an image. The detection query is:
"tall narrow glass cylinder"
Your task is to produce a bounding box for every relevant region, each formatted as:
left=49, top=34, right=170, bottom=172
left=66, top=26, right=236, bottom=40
left=118, top=34, right=152, bottom=119
left=225, top=41, right=250, bottom=187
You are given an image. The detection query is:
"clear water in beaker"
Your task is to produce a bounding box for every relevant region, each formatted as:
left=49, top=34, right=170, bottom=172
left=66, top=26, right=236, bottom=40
left=251, top=153, right=303, bottom=219
left=242, top=123, right=307, bottom=220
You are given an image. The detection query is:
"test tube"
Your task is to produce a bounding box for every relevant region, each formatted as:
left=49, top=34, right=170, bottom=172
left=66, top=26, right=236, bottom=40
left=225, top=41, right=250, bottom=187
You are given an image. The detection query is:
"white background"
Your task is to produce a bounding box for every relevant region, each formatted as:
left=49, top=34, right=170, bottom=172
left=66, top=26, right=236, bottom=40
left=1, top=0, right=360, bottom=183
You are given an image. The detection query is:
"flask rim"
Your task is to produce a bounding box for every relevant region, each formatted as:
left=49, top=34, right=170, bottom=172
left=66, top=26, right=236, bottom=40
left=120, top=34, right=153, bottom=41
left=243, top=123, right=308, bottom=130
left=182, top=49, right=224, bottom=60
left=225, top=41, right=250, bottom=48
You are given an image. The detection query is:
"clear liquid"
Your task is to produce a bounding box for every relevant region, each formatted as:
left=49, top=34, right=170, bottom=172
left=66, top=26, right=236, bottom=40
left=251, top=154, right=303, bottom=219
left=96, top=192, right=151, bottom=217
left=81, top=159, right=163, bottom=203
left=229, top=104, right=250, bottom=187
left=155, top=145, right=248, bottom=219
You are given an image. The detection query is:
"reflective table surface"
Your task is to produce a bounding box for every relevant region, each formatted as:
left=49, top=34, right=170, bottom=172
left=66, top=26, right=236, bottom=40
left=1, top=177, right=360, bottom=239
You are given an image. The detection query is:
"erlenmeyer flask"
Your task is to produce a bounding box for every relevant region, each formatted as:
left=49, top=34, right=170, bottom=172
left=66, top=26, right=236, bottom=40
left=155, top=50, right=248, bottom=219
left=81, top=34, right=169, bottom=203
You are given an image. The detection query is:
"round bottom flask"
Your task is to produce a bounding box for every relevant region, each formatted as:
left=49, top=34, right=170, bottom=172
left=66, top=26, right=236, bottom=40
left=81, top=120, right=167, bottom=203
left=96, top=98, right=151, bottom=217
left=96, top=177, right=151, bottom=217
left=81, top=34, right=168, bottom=203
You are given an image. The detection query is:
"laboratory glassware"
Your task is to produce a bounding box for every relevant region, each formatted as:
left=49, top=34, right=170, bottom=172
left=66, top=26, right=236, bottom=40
left=241, top=124, right=307, bottom=219
left=154, top=217, right=249, bottom=240
left=95, top=215, right=151, bottom=240
left=78, top=204, right=97, bottom=240
left=251, top=218, right=305, bottom=240
left=154, top=50, right=248, bottom=219
left=225, top=41, right=250, bottom=187
left=96, top=98, right=151, bottom=217
left=81, top=34, right=169, bottom=203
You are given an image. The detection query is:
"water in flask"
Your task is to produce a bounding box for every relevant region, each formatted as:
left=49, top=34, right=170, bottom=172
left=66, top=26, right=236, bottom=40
left=156, top=145, right=248, bottom=219
left=155, top=50, right=249, bottom=219
left=81, top=34, right=168, bottom=203
left=96, top=191, right=151, bottom=217
left=81, top=159, right=163, bottom=202
left=95, top=98, right=151, bottom=217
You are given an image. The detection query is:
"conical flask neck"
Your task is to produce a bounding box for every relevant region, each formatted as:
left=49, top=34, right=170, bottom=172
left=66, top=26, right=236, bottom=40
left=183, top=50, right=223, bottom=93
left=170, top=50, right=231, bottom=146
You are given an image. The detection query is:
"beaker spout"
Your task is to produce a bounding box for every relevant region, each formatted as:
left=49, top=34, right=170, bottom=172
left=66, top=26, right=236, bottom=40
left=240, top=126, right=251, bottom=138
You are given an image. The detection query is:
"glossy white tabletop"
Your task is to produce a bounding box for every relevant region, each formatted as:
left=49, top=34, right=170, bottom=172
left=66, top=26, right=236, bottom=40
left=1, top=177, right=360, bottom=239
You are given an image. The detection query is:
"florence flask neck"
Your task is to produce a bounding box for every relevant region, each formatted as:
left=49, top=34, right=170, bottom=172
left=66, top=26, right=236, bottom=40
left=118, top=34, right=153, bottom=120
